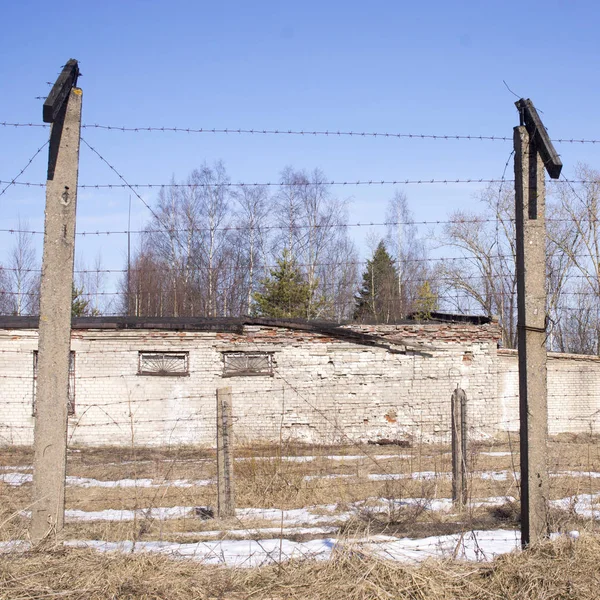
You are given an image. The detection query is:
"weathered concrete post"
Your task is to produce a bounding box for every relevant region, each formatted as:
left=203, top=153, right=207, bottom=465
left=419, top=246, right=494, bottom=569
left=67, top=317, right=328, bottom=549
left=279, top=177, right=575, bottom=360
left=514, top=99, right=562, bottom=547
left=217, top=387, right=236, bottom=518
left=451, top=387, right=467, bottom=507
left=30, top=61, right=82, bottom=544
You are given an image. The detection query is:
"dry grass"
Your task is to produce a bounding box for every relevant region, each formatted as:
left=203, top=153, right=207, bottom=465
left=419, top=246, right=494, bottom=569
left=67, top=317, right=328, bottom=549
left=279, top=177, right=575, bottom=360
left=3, top=438, right=600, bottom=598
left=2, top=535, right=600, bottom=599
left=2, top=437, right=600, bottom=543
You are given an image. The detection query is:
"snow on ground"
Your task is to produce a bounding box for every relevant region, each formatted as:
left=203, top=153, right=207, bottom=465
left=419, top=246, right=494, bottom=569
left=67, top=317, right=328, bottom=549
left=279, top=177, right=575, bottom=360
left=66, top=537, right=337, bottom=566
left=480, top=452, right=513, bottom=457
left=65, top=476, right=214, bottom=488
left=550, top=493, right=600, bottom=518
left=236, top=454, right=410, bottom=463
left=363, top=529, right=521, bottom=563
left=552, top=471, right=600, bottom=479
left=0, top=473, right=32, bottom=486
left=479, top=471, right=513, bottom=481
left=236, top=505, right=350, bottom=526
left=176, top=525, right=339, bottom=539
left=0, top=473, right=214, bottom=488
left=236, top=456, right=316, bottom=463
left=2, top=530, right=523, bottom=567
left=17, top=496, right=517, bottom=524
left=368, top=471, right=448, bottom=481
left=7, top=467, right=600, bottom=489
left=304, top=474, right=354, bottom=481
left=1, top=529, right=584, bottom=568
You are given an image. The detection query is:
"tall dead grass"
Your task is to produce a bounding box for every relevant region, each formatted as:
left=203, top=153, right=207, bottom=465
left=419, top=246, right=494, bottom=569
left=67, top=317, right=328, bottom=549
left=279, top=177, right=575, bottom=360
left=1, top=535, right=600, bottom=599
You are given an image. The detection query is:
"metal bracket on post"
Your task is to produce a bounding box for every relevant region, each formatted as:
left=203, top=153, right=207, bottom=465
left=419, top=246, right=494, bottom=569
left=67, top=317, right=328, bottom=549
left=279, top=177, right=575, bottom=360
left=43, top=59, right=80, bottom=124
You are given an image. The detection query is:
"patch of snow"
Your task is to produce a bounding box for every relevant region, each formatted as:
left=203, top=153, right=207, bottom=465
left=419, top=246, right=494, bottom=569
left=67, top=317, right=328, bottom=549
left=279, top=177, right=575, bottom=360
left=236, top=456, right=316, bottom=463
left=304, top=474, right=354, bottom=481
left=368, top=471, right=449, bottom=481
left=64, top=506, right=194, bottom=522
left=479, top=471, right=508, bottom=481
left=63, top=529, right=523, bottom=566
left=0, top=472, right=32, bottom=486
left=65, top=476, right=214, bottom=488
left=480, top=452, right=513, bottom=457
left=551, top=471, right=600, bottom=479
left=65, top=537, right=336, bottom=567
left=362, top=529, right=521, bottom=563
left=236, top=454, right=410, bottom=464
left=4, top=529, right=587, bottom=566
left=176, top=525, right=339, bottom=539
left=550, top=493, right=600, bottom=519
left=237, top=505, right=353, bottom=526
left=325, top=454, right=410, bottom=461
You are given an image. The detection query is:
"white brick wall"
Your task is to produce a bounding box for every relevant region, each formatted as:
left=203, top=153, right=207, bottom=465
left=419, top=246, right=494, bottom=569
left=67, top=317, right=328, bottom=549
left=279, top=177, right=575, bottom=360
left=0, top=323, right=501, bottom=446
left=497, top=349, right=600, bottom=435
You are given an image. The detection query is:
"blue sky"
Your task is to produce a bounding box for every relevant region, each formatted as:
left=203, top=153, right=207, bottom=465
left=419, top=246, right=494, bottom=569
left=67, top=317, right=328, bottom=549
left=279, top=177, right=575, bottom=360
left=1, top=0, right=600, bottom=296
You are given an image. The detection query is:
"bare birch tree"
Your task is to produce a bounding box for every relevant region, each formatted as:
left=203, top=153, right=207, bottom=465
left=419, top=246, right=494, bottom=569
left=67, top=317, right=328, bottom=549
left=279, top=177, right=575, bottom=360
left=0, top=264, right=12, bottom=314
left=439, top=184, right=517, bottom=347
left=547, top=166, right=600, bottom=353
left=7, top=220, right=39, bottom=315
left=385, top=190, right=434, bottom=317
left=231, top=185, right=270, bottom=315
left=273, top=167, right=358, bottom=320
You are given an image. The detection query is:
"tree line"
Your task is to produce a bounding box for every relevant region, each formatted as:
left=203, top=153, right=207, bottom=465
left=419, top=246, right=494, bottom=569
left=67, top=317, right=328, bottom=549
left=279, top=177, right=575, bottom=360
left=2, top=162, right=600, bottom=354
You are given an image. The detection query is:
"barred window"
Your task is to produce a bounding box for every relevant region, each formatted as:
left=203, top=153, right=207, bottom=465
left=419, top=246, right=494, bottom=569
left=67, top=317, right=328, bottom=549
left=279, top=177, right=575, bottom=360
left=33, top=351, right=75, bottom=416
left=138, top=351, right=189, bottom=376
left=222, top=352, right=273, bottom=377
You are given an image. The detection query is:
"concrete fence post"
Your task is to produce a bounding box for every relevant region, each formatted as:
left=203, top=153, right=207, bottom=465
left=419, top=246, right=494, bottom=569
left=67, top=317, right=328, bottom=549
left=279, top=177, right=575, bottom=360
left=451, top=387, right=467, bottom=507
left=217, top=387, right=236, bottom=518
left=31, top=80, right=82, bottom=544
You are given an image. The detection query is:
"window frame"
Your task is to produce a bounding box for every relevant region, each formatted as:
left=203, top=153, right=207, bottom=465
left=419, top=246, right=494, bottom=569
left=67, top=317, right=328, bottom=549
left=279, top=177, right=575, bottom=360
left=222, top=351, right=274, bottom=378
left=137, top=351, right=190, bottom=377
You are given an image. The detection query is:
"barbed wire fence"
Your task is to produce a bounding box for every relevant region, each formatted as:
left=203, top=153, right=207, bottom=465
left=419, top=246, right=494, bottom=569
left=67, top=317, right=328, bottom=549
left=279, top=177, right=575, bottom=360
left=1, top=345, right=599, bottom=564
left=1, top=105, right=600, bottom=565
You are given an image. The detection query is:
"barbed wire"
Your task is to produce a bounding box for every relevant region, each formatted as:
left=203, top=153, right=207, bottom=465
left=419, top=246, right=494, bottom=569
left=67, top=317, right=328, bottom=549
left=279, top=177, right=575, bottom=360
left=0, top=217, right=507, bottom=237
left=0, top=141, right=48, bottom=199
left=3, top=214, right=600, bottom=239
left=5, top=263, right=600, bottom=288
left=4, top=178, right=600, bottom=189
left=4, top=178, right=600, bottom=191
left=3, top=120, right=600, bottom=144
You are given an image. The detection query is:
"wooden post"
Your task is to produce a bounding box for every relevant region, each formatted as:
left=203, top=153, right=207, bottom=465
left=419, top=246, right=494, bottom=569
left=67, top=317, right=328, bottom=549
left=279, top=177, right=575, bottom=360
left=31, top=60, right=82, bottom=544
left=514, top=99, right=562, bottom=547
left=217, top=387, right=236, bottom=518
left=451, top=387, right=467, bottom=507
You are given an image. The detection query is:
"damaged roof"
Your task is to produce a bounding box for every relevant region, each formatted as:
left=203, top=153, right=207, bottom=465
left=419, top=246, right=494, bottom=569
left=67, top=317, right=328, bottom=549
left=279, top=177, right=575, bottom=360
left=0, top=313, right=493, bottom=355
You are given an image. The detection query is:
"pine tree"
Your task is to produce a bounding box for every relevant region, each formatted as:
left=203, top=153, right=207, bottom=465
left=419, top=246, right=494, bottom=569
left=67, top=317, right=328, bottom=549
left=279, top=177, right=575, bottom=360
left=253, top=249, right=318, bottom=319
left=413, top=280, right=438, bottom=320
left=72, top=284, right=90, bottom=317
left=354, top=241, right=401, bottom=323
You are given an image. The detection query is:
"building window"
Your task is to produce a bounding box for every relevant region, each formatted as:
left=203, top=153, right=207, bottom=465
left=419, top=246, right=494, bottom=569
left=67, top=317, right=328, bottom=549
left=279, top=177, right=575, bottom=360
left=222, top=352, right=273, bottom=377
left=33, top=351, right=75, bottom=416
left=138, top=351, right=189, bottom=376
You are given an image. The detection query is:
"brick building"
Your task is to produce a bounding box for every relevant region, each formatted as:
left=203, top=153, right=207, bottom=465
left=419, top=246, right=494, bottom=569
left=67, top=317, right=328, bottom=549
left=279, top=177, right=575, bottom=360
left=0, top=315, right=597, bottom=446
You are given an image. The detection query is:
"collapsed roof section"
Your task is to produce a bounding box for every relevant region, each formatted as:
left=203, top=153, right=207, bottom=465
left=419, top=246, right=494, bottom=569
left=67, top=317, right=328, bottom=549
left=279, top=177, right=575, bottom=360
left=0, top=313, right=496, bottom=356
